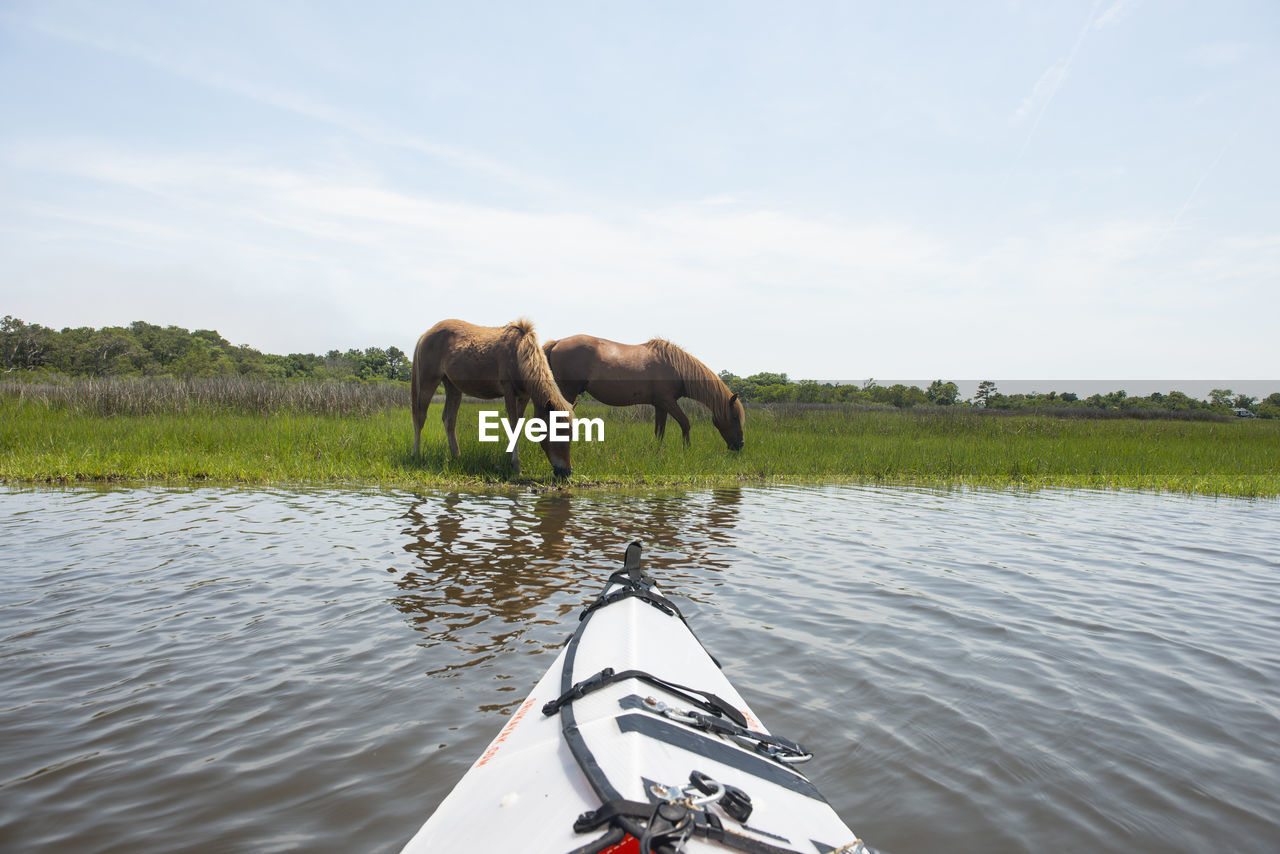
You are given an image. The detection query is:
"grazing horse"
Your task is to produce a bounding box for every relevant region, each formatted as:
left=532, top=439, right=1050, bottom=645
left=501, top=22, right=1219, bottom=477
left=412, top=319, right=573, bottom=477
left=542, top=335, right=744, bottom=450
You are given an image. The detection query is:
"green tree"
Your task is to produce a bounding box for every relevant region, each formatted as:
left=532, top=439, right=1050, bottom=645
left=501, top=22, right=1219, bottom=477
left=865, top=383, right=926, bottom=408
left=973, top=380, right=997, bottom=408
left=129, top=321, right=190, bottom=372
left=359, top=346, right=389, bottom=380
left=354, top=345, right=410, bottom=381
left=0, top=315, right=416, bottom=382
left=90, top=327, right=145, bottom=375
left=289, top=353, right=324, bottom=378
left=719, top=371, right=765, bottom=401
left=385, top=346, right=410, bottom=382
left=2, top=316, right=55, bottom=371
left=171, top=337, right=233, bottom=377
left=926, top=379, right=959, bottom=405
left=1163, top=391, right=1204, bottom=411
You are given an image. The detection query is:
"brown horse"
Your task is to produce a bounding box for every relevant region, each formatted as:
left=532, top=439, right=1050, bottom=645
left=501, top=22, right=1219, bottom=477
left=542, top=335, right=744, bottom=450
left=412, top=319, right=573, bottom=477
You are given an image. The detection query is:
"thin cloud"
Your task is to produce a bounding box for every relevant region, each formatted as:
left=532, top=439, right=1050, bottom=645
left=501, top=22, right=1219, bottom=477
left=1013, top=59, right=1071, bottom=125
left=1010, top=0, right=1122, bottom=160
left=1158, top=134, right=1235, bottom=246
left=9, top=136, right=1271, bottom=377
left=13, top=13, right=562, bottom=199
left=1095, top=0, right=1141, bottom=30
left=3, top=142, right=954, bottom=335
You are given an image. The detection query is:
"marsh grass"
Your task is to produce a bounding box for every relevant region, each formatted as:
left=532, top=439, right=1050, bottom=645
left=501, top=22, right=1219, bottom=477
left=2, top=384, right=1277, bottom=496
left=1, top=376, right=408, bottom=416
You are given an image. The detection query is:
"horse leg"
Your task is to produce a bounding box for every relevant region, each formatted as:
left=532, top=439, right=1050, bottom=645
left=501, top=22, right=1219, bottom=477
left=504, top=391, right=527, bottom=475
left=665, top=399, right=692, bottom=446
left=442, top=377, right=462, bottom=457
left=412, top=366, right=443, bottom=457
left=654, top=407, right=668, bottom=440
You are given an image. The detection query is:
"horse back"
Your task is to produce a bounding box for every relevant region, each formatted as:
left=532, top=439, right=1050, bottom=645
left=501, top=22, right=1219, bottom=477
left=546, top=334, right=681, bottom=404
left=414, top=319, right=516, bottom=398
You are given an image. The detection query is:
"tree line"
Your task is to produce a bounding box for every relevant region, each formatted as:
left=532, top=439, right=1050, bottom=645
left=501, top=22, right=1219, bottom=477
left=2, top=316, right=410, bottom=383
left=718, top=371, right=1280, bottom=419
left=5, top=316, right=1276, bottom=419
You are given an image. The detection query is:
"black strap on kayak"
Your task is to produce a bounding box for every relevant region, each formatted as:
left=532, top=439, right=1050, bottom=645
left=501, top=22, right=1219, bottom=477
left=556, top=543, right=647, bottom=809
left=543, top=666, right=749, bottom=729
left=621, top=539, right=646, bottom=579
left=555, top=543, right=801, bottom=853
left=577, top=541, right=723, bottom=669
left=611, top=541, right=652, bottom=590
left=579, top=541, right=686, bottom=622
left=580, top=585, right=683, bottom=621
left=620, top=695, right=813, bottom=766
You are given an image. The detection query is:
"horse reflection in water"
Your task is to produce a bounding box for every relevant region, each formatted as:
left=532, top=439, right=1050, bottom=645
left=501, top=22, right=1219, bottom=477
left=388, top=489, right=745, bottom=698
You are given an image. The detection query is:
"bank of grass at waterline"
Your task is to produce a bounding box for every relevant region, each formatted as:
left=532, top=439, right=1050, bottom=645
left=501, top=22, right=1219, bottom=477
left=2, top=392, right=1277, bottom=497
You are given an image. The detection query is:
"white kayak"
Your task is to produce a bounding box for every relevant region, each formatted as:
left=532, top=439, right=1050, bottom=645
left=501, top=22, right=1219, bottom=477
left=400, top=543, right=868, bottom=854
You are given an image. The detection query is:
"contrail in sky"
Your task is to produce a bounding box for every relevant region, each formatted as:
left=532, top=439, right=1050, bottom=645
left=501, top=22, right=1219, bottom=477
left=1158, top=133, right=1235, bottom=246
left=1003, top=0, right=1127, bottom=187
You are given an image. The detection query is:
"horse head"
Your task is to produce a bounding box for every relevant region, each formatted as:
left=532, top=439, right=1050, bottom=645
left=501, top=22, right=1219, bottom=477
left=713, top=393, right=745, bottom=451
left=533, top=398, right=574, bottom=478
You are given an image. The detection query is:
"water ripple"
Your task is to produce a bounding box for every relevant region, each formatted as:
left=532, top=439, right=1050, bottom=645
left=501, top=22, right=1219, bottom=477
left=1, top=485, right=1278, bottom=853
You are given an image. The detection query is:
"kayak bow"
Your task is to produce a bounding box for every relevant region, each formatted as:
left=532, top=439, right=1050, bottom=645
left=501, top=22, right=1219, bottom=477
left=400, top=542, right=866, bottom=854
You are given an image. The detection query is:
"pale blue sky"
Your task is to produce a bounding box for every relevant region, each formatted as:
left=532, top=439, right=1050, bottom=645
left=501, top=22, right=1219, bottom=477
left=2, top=0, right=1276, bottom=380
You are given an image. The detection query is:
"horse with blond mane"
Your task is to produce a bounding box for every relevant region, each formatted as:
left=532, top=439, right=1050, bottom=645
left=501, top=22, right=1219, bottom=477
left=542, top=335, right=744, bottom=450
left=412, top=319, right=574, bottom=477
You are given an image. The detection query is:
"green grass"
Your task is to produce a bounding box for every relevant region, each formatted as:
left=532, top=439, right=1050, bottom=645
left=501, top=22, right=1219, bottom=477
left=2, top=394, right=1278, bottom=496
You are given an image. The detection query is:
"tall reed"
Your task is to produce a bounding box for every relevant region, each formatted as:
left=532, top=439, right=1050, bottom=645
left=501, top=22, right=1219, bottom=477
left=2, top=376, right=408, bottom=417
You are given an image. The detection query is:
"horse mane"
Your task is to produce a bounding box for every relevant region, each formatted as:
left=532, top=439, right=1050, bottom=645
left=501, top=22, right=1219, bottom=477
left=645, top=338, right=737, bottom=421
left=508, top=319, right=572, bottom=413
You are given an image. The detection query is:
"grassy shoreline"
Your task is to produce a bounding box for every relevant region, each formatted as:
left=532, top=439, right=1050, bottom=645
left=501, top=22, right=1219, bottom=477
left=3, top=392, right=1278, bottom=497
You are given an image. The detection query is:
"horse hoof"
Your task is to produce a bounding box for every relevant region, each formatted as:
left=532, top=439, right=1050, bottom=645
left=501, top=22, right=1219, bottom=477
left=553, top=466, right=572, bottom=480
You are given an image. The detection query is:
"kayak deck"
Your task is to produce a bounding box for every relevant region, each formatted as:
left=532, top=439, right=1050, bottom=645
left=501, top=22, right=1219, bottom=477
left=400, top=543, right=866, bottom=854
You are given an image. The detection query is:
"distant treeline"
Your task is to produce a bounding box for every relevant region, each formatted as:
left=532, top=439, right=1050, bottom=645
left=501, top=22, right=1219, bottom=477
left=2, top=316, right=410, bottom=383
left=6, top=317, right=1276, bottom=419
left=719, top=372, right=1280, bottom=419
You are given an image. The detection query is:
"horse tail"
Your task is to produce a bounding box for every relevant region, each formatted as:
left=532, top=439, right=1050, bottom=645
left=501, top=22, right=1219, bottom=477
left=410, top=350, right=419, bottom=413
left=410, top=329, right=428, bottom=421
left=510, top=320, right=573, bottom=413
left=410, top=327, right=441, bottom=455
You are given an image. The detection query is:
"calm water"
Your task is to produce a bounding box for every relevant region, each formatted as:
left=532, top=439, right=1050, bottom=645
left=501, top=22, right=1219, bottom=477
left=1, top=485, right=1277, bottom=853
